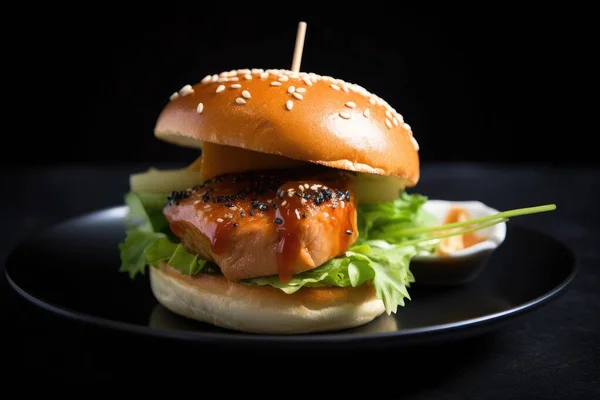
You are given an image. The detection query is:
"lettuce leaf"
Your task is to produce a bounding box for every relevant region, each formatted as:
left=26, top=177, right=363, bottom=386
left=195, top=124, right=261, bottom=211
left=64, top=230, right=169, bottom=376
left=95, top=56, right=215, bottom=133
left=247, top=242, right=416, bottom=314
left=119, top=230, right=166, bottom=279
left=356, top=191, right=434, bottom=244
left=118, top=191, right=171, bottom=278
left=145, top=237, right=207, bottom=275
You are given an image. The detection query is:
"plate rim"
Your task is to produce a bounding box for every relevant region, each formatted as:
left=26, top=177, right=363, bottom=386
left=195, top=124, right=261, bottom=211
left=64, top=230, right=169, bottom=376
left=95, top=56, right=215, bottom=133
left=5, top=206, right=579, bottom=345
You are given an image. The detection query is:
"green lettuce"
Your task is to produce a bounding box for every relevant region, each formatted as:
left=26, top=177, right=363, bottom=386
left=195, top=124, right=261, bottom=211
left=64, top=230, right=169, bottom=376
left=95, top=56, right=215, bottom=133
left=118, top=192, right=170, bottom=278
left=357, top=191, right=435, bottom=244
left=247, top=241, right=417, bottom=314
left=145, top=237, right=208, bottom=275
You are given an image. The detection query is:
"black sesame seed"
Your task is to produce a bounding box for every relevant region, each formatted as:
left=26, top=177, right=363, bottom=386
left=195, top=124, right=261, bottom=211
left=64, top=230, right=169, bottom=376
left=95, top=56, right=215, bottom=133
left=274, top=217, right=283, bottom=225
left=272, top=203, right=278, bottom=210
left=302, top=213, right=307, bottom=218
left=224, top=203, right=234, bottom=208
left=233, top=223, right=239, bottom=228
left=240, top=211, right=246, bottom=217
left=344, top=190, right=351, bottom=201
left=346, top=230, right=352, bottom=235
left=249, top=210, right=255, bottom=217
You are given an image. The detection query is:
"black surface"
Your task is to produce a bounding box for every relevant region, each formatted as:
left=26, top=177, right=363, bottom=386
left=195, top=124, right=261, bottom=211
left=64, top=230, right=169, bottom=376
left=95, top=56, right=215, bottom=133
left=6, top=207, right=576, bottom=350
left=3, top=164, right=599, bottom=397
left=5, top=205, right=576, bottom=349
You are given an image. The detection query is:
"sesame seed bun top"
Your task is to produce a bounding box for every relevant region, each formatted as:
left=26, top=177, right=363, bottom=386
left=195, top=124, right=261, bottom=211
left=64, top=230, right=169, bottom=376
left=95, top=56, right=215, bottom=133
left=154, top=68, right=420, bottom=186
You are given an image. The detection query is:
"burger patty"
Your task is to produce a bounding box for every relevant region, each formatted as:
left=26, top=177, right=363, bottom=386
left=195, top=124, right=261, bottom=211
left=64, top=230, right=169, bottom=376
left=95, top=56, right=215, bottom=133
left=163, top=168, right=358, bottom=282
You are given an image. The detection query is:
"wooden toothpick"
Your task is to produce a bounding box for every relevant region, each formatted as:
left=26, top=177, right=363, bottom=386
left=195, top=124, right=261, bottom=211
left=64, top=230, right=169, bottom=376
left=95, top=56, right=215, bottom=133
left=291, top=21, right=307, bottom=73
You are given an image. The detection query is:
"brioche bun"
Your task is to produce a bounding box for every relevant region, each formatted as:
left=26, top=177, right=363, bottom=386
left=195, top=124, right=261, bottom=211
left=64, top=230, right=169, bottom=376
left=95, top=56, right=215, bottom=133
left=150, top=263, right=386, bottom=334
left=155, top=68, right=420, bottom=186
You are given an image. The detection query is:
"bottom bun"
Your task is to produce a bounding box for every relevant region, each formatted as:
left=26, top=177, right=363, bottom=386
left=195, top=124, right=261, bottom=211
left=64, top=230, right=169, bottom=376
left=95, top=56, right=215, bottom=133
left=149, top=263, right=385, bottom=334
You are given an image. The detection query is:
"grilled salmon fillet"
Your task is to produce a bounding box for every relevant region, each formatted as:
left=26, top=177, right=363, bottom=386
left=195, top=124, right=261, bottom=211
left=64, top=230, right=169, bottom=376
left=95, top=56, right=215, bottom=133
left=164, top=168, right=358, bottom=282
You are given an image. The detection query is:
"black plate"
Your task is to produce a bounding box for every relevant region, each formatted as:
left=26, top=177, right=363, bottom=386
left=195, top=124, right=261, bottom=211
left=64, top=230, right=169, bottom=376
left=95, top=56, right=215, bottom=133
left=5, top=206, right=576, bottom=350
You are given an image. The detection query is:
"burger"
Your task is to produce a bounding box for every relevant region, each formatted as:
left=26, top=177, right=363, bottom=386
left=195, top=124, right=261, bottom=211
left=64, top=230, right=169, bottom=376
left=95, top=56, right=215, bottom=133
left=119, top=68, right=553, bottom=334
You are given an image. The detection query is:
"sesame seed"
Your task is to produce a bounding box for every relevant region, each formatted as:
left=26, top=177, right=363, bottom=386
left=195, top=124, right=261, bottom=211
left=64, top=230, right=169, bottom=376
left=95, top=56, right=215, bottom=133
left=219, top=71, right=228, bottom=77
left=218, top=78, right=229, bottom=83
left=169, top=92, right=179, bottom=101
left=298, top=184, right=305, bottom=191
left=288, top=86, right=295, bottom=94
left=303, top=79, right=313, bottom=86
left=179, top=85, right=194, bottom=96
left=346, top=230, right=352, bottom=235
left=238, top=69, right=250, bottom=74
left=342, top=85, right=350, bottom=92
left=196, top=103, right=204, bottom=114
left=216, top=85, right=225, bottom=93
left=345, top=101, right=356, bottom=108
left=300, top=198, right=307, bottom=205
left=404, top=123, right=412, bottom=131
left=385, top=119, right=392, bottom=129
left=339, top=111, right=351, bottom=119
left=286, top=100, right=294, bottom=110
left=386, top=110, right=392, bottom=118
left=251, top=68, right=262, bottom=74
left=245, top=74, right=252, bottom=80
left=242, top=90, right=251, bottom=99
left=295, top=209, right=301, bottom=219
left=193, top=200, right=200, bottom=205
left=233, top=223, right=238, bottom=228
left=304, top=184, right=309, bottom=189
left=204, top=205, right=211, bottom=209
left=281, top=200, right=288, bottom=206
left=369, top=98, right=376, bottom=105
left=363, top=108, right=371, bottom=118
left=216, top=218, right=224, bottom=223
left=296, top=87, right=306, bottom=93
left=278, top=76, right=289, bottom=82
left=229, top=206, right=237, bottom=211
left=330, top=84, right=340, bottom=91
left=260, top=72, right=269, bottom=79
left=201, top=75, right=212, bottom=84
left=225, top=213, right=234, bottom=219
left=270, top=81, right=282, bottom=86
left=393, top=117, right=399, bottom=126
left=324, top=212, right=329, bottom=217
left=211, top=74, right=219, bottom=82
left=310, top=184, right=319, bottom=191
left=288, top=191, right=294, bottom=197
left=274, top=217, right=283, bottom=225
left=292, top=92, right=303, bottom=100
left=236, top=97, right=246, bottom=105
left=411, top=136, right=420, bottom=150
left=340, top=200, right=345, bottom=209
left=231, top=83, right=242, bottom=89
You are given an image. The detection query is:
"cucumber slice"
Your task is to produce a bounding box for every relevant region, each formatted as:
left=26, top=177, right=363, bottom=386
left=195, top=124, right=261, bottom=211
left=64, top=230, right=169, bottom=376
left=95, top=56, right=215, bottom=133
left=354, top=173, right=407, bottom=204
left=130, top=167, right=203, bottom=194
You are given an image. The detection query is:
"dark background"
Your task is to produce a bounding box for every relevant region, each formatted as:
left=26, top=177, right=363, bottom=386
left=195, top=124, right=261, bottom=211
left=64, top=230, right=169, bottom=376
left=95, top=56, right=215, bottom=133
left=5, top=7, right=588, bottom=167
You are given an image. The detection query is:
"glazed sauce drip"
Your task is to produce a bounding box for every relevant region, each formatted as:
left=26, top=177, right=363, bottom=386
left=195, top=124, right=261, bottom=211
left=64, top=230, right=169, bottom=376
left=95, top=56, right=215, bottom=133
left=164, top=167, right=356, bottom=282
